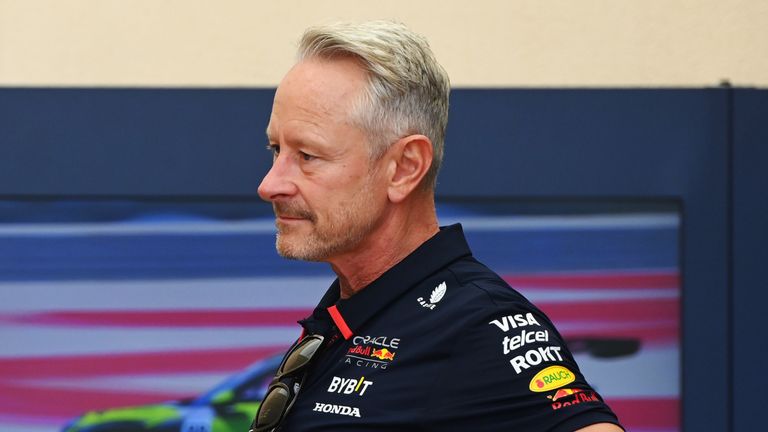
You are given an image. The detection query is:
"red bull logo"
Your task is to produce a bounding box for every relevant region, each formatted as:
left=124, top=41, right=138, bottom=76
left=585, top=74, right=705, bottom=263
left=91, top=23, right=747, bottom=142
left=549, top=388, right=583, bottom=401
left=371, top=348, right=396, bottom=361
left=348, top=345, right=371, bottom=356
left=548, top=388, right=600, bottom=411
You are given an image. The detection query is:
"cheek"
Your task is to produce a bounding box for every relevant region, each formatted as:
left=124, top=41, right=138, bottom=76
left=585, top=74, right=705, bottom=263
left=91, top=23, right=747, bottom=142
left=304, top=159, right=379, bottom=206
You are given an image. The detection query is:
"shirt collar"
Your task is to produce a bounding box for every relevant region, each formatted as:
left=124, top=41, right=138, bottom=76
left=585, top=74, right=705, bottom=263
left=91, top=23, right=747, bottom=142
left=303, top=223, right=472, bottom=339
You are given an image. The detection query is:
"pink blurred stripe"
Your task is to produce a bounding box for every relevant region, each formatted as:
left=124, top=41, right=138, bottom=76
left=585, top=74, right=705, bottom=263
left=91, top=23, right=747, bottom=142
left=0, top=380, right=191, bottom=419
left=0, top=346, right=286, bottom=380
left=539, top=298, right=678, bottom=321
left=504, top=271, right=679, bottom=289
left=4, top=308, right=311, bottom=327
left=606, top=397, right=680, bottom=429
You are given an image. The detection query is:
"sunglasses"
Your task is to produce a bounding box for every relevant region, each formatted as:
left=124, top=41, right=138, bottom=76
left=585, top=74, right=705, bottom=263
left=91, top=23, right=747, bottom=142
left=250, top=334, right=325, bottom=432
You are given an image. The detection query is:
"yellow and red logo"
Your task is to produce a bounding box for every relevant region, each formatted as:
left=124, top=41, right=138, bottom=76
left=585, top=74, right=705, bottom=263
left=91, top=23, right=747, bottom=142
left=529, top=365, right=575, bottom=392
left=371, top=348, right=395, bottom=361
left=549, top=388, right=583, bottom=402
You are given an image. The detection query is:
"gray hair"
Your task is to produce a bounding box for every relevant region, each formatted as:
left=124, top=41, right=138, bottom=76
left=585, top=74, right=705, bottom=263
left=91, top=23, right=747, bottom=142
left=297, top=21, right=450, bottom=190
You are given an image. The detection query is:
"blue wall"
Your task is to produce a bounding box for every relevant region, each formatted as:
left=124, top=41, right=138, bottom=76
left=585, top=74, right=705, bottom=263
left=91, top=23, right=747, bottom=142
left=732, top=89, right=768, bottom=432
left=1, top=87, right=766, bottom=431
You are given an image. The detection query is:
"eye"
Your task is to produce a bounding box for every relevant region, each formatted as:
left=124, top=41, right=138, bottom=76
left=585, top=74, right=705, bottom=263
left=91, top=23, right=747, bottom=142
left=300, top=151, right=316, bottom=162
left=266, top=144, right=280, bottom=156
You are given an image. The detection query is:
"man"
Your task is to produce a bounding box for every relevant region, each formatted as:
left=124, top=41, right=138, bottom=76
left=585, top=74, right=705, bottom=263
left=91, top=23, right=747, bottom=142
left=253, top=20, right=624, bottom=432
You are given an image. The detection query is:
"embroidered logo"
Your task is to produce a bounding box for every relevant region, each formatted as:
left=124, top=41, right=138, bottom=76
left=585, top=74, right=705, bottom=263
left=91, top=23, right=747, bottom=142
left=327, top=376, right=374, bottom=396
left=547, top=389, right=600, bottom=411
left=529, top=366, right=575, bottom=392
left=313, top=402, right=362, bottom=417
left=345, top=336, right=400, bottom=370
left=417, top=281, right=447, bottom=310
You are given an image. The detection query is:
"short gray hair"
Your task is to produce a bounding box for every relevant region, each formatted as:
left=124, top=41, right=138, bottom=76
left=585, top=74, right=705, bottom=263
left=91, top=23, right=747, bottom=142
left=297, top=21, right=450, bottom=190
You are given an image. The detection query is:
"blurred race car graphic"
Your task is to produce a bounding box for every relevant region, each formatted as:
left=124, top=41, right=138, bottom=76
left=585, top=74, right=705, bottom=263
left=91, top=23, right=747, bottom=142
left=61, top=355, right=281, bottom=432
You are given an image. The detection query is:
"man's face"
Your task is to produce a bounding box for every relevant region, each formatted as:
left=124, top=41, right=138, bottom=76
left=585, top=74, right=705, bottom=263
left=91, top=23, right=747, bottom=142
left=258, top=58, right=388, bottom=262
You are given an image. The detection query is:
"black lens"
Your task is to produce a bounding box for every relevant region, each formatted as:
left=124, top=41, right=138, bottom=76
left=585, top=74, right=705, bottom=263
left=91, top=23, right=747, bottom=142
left=252, top=334, right=324, bottom=431
left=279, top=335, right=324, bottom=375
left=256, top=385, right=290, bottom=428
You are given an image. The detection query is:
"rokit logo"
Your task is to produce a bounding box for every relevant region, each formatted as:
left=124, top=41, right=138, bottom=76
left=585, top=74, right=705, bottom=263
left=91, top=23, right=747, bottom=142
left=313, top=402, right=362, bottom=418
left=417, top=281, right=446, bottom=310
left=345, top=335, right=400, bottom=370
left=489, top=312, right=565, bottom=374
left=327, top=376, right=373, bottom=396
left=509, top=346, right=564, bottom=374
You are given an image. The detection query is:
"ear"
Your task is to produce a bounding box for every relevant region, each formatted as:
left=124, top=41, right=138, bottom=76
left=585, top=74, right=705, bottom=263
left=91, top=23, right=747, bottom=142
left=386, top=134, right=433, bottom=203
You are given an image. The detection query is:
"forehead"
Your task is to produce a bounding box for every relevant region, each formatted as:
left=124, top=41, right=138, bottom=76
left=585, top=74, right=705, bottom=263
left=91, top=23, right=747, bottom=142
left=267, top=57, right=368, bottom=137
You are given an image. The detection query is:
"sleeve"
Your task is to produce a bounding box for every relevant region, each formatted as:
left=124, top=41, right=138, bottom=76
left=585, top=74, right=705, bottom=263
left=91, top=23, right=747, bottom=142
left=422, top=293, right=624, bottom=432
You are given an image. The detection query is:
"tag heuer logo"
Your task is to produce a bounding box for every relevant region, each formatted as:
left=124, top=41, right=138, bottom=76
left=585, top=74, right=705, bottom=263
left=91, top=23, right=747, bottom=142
left=417, top=282, right=447, bottom=310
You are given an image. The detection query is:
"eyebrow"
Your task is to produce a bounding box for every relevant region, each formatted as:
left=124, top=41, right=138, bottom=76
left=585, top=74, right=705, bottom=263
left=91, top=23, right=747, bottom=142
left=264, top=125, right=331, bottom=153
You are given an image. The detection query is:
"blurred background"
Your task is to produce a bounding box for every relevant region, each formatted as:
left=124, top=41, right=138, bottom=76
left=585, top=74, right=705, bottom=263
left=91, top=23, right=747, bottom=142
left=1, top=1, right=766, bottom=431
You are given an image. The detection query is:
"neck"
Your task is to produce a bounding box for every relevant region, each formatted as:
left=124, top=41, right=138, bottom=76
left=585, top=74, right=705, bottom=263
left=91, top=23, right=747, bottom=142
left=329, top=195, right=439, bottom=299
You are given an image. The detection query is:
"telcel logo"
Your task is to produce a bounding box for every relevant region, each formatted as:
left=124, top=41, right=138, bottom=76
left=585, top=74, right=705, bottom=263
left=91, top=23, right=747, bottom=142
left=529, top=365, right=575, bottom=392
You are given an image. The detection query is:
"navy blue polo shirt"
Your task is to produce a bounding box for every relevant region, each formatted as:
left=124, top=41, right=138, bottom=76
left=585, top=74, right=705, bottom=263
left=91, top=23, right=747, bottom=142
left=279, top=224, right=623, bottom=431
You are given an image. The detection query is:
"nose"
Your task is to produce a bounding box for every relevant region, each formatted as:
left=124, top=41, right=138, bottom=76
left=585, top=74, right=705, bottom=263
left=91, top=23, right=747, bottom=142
left=257, top=154, right=298, bottom=202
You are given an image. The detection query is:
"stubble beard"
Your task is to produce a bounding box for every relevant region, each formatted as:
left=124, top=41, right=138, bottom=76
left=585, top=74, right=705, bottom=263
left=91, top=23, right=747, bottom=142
left=273, top=177, right=380, bottom=262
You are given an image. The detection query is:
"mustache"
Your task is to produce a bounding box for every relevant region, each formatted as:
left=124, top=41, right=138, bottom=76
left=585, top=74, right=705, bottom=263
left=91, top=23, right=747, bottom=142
left=273, top=202, right=316, bottom=222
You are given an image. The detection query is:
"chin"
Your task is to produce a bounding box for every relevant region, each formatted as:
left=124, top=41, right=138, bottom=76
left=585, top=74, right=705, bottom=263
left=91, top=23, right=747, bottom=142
left=276, top=237, right=323, bottom=262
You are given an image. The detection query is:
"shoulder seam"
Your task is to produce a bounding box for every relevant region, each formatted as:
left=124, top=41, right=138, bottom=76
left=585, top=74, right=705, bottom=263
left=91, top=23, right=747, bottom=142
left=447, top=267, right=530, bottom=310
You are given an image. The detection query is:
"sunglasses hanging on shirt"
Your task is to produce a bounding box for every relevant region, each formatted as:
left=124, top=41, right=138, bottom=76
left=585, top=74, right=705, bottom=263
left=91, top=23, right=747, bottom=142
left=250, top=334, right=325, bottom=432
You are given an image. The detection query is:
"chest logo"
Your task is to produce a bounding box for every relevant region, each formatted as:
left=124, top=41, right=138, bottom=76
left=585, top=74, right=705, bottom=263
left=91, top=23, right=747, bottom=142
left=327, top=376, right=373, bottom=396
left=417, top=281, right=447, bottom=310
left=345, top=335, right=400, bottom=370
left=313, top=402, right=362, bottom=417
